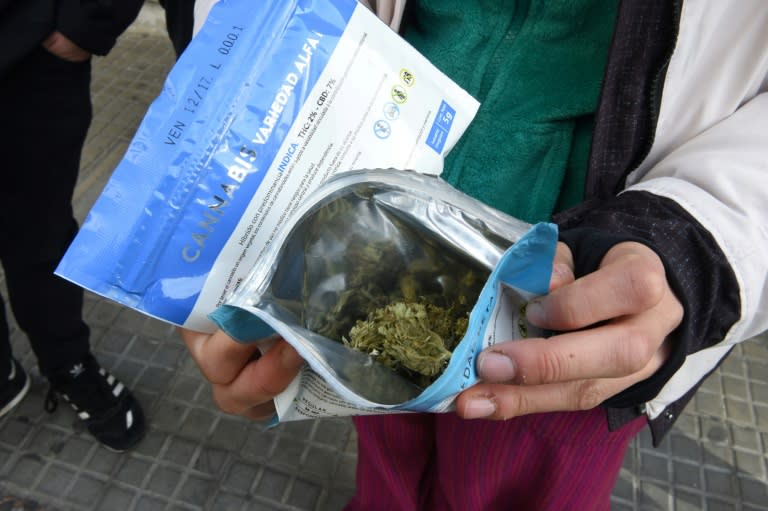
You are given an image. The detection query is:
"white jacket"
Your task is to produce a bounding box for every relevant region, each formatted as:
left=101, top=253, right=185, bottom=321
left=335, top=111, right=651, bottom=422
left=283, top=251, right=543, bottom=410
left=625, top=1, right=768, bottom=421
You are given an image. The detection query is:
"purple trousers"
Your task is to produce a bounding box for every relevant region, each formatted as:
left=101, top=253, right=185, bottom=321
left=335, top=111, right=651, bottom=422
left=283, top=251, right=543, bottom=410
left=346, top=408, right=644, bottom=511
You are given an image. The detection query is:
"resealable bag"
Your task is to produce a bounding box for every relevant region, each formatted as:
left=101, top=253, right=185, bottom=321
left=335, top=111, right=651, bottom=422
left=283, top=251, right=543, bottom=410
left=55, top=0, right=479, bottom=331
left=211, top=169, right=558, bottom=422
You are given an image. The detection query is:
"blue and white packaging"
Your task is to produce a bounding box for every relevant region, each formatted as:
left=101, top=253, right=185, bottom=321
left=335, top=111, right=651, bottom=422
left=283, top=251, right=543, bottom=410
left=211, top=169, right=558, bottom=421
left=55, top=0, right=479, bottom=332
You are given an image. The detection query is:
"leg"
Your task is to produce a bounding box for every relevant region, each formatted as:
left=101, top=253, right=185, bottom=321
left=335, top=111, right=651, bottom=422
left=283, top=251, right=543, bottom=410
left=159, top=0, right=195, bottom=57
left=0, top=48, right=146, bottom=450
left=0, top=47, right=92, bottom=377
left=345, top=413, right=437, bottom=511
left=428, top=408, right=644, bottom=511
left=2, top=224, right=90, bottom=376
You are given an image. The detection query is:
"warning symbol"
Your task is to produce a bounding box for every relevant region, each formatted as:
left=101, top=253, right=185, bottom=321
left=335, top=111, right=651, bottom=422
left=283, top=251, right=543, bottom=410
left=400, top=69, right=415, bottom=87
left=391, top=85, right=407, bottom=104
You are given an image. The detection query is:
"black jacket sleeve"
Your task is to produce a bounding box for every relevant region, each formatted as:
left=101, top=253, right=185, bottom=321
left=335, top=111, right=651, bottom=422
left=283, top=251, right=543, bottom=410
left=554, top=190, right=741, bottom=408
left=0, top=0, right=55, bottom=76
left=55, top=0, right=145, bottom=56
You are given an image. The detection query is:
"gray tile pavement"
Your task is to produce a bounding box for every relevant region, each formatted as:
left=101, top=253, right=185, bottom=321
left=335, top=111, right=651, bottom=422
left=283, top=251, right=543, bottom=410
left=1, top=5, right=767, bottom=510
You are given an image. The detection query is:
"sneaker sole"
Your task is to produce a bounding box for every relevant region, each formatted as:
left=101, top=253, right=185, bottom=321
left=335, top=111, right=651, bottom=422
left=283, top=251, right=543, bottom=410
left=0, top=375, right=31, bottom=418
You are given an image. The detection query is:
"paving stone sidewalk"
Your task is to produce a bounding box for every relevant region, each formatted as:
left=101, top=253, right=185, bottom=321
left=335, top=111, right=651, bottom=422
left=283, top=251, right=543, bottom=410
left=1, top=8, right=767, bottom=511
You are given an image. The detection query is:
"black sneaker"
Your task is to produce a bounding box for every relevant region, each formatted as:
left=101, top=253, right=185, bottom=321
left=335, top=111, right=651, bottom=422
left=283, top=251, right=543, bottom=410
left=45, top=354, right=146, bottom=452
left=0, top=358, right=30, bottom=418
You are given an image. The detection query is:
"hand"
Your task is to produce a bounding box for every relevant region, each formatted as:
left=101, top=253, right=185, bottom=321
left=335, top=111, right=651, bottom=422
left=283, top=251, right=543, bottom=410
left=178, top=328, right=305, bottom=420
left=455, top=241, right=683, bottom=420
left=41, top=31, right=91, bottom=62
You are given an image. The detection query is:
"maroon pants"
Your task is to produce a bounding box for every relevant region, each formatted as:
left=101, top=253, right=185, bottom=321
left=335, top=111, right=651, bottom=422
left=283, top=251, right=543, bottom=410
left=347, top=408, right=644, bottom=511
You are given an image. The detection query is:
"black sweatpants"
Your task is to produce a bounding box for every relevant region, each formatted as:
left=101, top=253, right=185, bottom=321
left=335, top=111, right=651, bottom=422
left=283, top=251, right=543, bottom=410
left=159, top=0, right=195, bottom=58
left=0, top=47, right=92, bottom=379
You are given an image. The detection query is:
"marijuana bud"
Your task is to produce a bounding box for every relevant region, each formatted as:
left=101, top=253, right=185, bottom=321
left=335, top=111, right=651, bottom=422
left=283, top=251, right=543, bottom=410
left=345, top=302, right=458, bottom=387
left=300, top=195, right=489, bottom=388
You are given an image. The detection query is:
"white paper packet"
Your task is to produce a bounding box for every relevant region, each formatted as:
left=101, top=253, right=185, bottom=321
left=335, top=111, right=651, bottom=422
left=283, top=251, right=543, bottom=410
left=56, top=0, right=480, bottom=332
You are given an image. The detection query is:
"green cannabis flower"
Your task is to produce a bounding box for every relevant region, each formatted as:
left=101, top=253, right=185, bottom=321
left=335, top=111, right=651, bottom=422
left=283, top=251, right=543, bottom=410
left=344, top=301, right=469, bottom=387
left=300, top=195, right=487, bottom=388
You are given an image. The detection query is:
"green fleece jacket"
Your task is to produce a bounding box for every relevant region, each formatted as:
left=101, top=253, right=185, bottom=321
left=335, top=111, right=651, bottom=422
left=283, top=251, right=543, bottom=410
left=402, top=0, right=618, bottom=222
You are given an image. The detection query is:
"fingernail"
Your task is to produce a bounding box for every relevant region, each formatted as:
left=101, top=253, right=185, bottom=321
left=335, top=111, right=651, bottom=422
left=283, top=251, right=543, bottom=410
left=478, top=351, right=516, bottom=381
left=464, top=397, right=496, bottom=419
left=525, top=299, right=546, bottom=325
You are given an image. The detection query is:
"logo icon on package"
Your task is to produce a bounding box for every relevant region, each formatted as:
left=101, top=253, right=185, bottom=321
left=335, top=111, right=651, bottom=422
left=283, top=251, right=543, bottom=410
left=374, top=120, right=392, bottom=139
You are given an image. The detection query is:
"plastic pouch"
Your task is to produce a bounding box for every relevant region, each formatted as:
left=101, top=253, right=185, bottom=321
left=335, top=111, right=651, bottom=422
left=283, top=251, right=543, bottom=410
left=55, top=0, right=479, bottom=331
left=212, top=169, right=558, bottom=421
